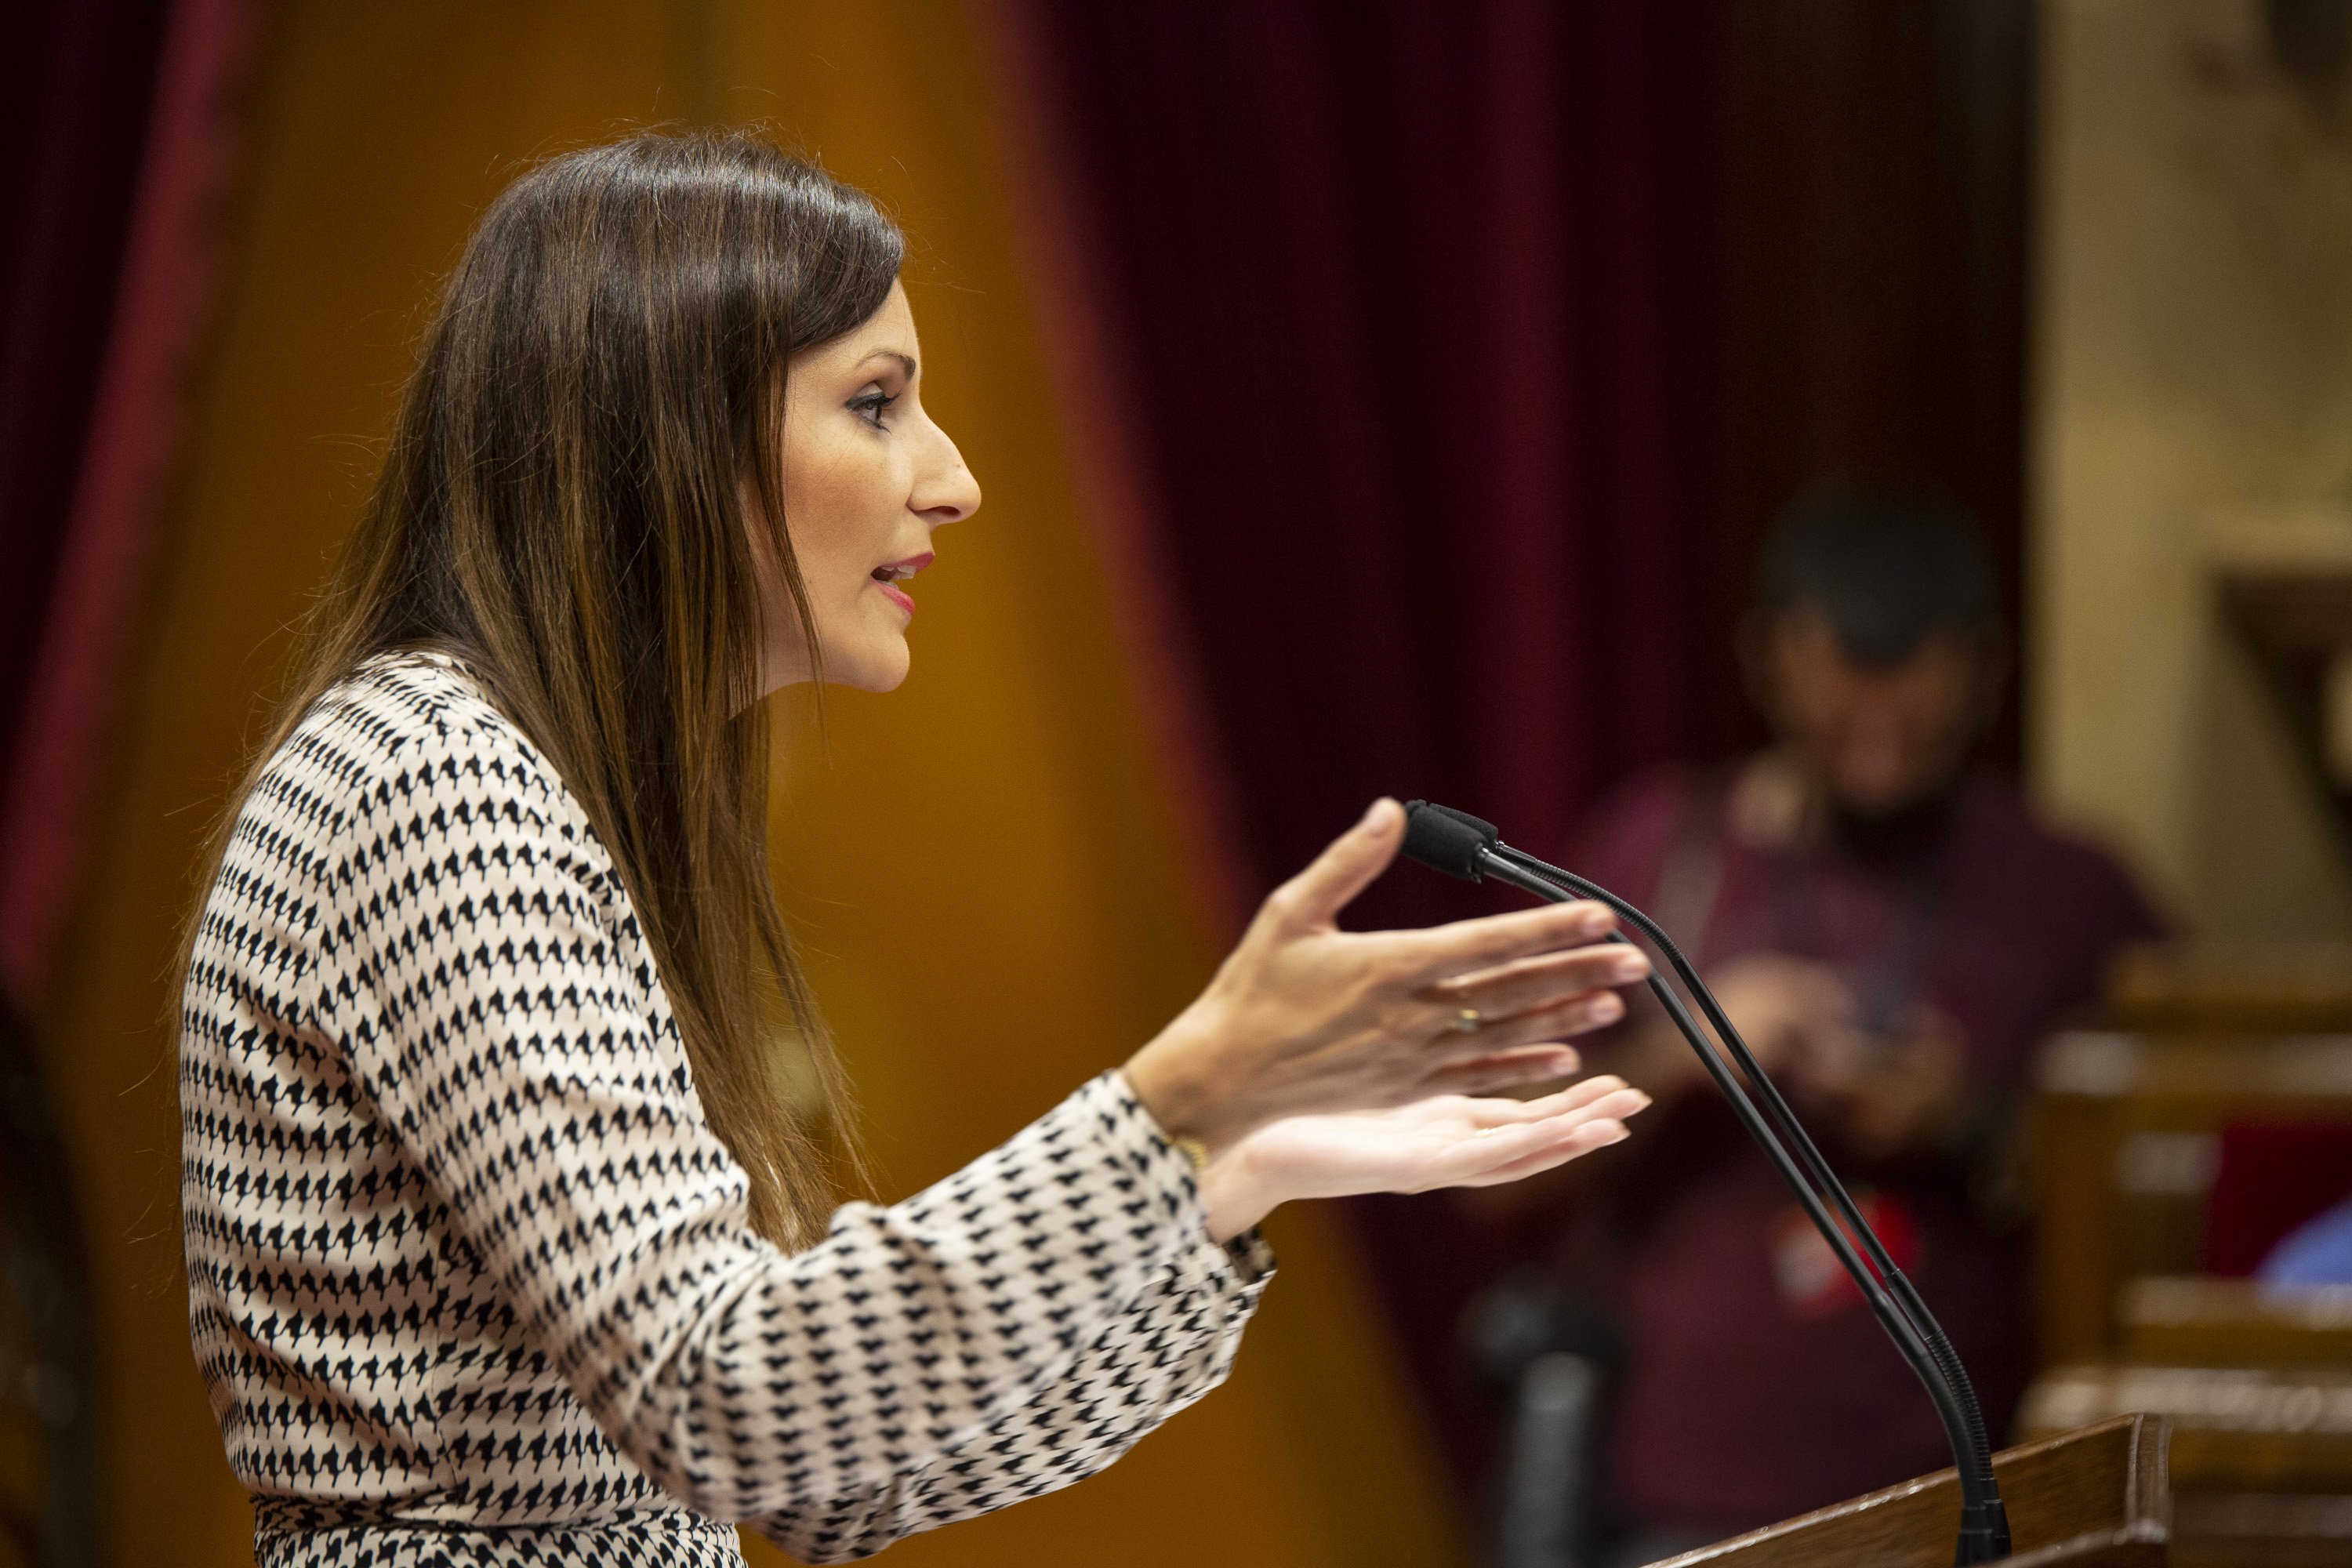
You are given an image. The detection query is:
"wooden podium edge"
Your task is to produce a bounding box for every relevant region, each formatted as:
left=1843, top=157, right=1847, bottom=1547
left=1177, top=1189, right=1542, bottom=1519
left=1653, top=1414, right=2172, bottom=1566
left=1999, top=1521, right=2169, bottom=1568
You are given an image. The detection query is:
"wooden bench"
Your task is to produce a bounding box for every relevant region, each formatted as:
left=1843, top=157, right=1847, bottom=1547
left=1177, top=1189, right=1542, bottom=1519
left=2032, top=1030, right=2352, bottom=1364
left=2024, top=1288, right=2352, bottom=1565
left=2024, top=1011, right=2352, bottom=1563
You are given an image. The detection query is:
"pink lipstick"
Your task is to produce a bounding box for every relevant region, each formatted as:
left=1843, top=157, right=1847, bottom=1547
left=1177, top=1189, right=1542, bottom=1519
left=870, top=550, right=933, bottom=616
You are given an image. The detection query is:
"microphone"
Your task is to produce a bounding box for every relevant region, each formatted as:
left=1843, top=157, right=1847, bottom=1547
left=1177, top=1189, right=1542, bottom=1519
left=1400, top=800, right=2012, bottom=1566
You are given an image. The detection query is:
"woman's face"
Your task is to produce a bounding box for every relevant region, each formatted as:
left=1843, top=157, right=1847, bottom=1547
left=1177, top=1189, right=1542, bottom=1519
left=754, top=279, right=981, bottom=695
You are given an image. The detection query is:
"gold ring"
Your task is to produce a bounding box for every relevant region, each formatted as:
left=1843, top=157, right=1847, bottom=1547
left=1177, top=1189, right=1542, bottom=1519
left=1450, top=1007, right=1483, bottom=1033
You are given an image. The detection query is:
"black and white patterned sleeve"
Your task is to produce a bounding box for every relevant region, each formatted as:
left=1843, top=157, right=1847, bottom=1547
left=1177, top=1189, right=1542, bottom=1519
left=749, top=1205, right=1272, bottom=1562
left=312, top=713, right=1273, bottom=1531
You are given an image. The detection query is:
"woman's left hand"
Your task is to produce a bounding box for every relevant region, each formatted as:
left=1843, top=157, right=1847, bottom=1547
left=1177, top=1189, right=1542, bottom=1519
left=1192, top=1075, right=1651, bottom=1242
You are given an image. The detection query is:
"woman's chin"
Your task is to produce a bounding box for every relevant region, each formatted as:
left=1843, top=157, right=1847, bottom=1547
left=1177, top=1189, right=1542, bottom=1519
left=831, top=641, right=913, bottom=694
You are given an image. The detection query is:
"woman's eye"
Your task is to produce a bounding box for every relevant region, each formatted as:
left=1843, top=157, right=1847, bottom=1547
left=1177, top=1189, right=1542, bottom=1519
left=849, top=390, right=898, bottom=430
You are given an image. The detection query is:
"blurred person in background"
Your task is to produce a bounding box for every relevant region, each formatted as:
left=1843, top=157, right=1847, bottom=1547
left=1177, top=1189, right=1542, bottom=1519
left=1544, top=493, right=2164, bottom=1563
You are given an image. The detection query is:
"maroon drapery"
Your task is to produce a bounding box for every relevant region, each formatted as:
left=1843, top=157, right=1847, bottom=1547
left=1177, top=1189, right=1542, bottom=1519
left=1008, top=0, right=2034, bottom=1503
left=0, top=2, right=169, bottom=788
left=1018, top=3, right=1739, bottom=933
left=1011, top=0, right=1737, bottom=1487
left=0, top=0, right=260, bottom=1000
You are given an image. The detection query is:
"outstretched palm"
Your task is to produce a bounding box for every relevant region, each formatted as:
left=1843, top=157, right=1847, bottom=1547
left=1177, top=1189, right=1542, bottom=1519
left=1197, top=1075, right=1649, bottom=1240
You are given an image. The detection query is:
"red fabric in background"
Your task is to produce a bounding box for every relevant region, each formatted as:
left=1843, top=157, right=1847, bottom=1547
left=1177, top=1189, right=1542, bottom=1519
left=1013, top=0, right=2036, bottom=1511
left=2204, top=1123, right=2352, bottom=1277
left=1014, top=0, right=1738, bottom=1492
left=0, top=0, right=169, bottom=779
left=0, top=0, right=260, bottom=999
left=1019, top=3, right=1740, bottom=911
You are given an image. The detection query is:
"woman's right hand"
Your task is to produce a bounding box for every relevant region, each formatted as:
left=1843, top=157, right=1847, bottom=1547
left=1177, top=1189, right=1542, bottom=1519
left=1195, top=1076, right=1653, bottom=1241
left=1122, top=799, right=1651, bottom=1154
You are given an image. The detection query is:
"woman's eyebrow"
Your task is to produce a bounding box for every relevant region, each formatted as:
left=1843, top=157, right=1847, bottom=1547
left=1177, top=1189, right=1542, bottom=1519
left=855, top=350, right=917, bottom=376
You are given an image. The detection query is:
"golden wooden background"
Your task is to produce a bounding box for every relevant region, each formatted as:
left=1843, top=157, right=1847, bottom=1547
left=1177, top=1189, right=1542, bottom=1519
left=42, top=3, right=1463, bottom=1563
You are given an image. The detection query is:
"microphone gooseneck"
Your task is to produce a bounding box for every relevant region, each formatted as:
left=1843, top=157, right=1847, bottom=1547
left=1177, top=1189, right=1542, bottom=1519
left=1399, top=800, right=2012, bottom=1566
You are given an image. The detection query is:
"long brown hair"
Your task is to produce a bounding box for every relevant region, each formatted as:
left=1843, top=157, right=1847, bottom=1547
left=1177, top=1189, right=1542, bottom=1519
left=187, top=130, right=900, bottom=1247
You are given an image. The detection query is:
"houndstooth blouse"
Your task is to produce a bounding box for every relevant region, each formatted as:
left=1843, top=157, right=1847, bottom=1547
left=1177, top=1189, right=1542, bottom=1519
left=180, top=652, right=1274, bottom=1566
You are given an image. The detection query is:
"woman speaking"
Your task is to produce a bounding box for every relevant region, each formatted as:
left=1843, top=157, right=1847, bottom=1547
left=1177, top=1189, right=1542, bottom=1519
left=178, top=132, right=1650, bottom=1566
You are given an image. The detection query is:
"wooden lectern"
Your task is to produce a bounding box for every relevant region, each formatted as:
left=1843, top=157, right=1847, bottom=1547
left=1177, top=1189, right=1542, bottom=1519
left=1651, top=1414, right=2172, bottom=1567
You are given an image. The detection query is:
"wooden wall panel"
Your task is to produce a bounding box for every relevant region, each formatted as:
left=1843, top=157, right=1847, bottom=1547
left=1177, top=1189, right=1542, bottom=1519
left=38, top=2, right=1457, bottom=1563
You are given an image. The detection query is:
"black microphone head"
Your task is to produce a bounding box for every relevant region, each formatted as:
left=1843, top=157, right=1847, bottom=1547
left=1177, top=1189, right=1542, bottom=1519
left=1401, top=800, right=1496, bottom=882
left=1428, top=802, right=1499, bottom=840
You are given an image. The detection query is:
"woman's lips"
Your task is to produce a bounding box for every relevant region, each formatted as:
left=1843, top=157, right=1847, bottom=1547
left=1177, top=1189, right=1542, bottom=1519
left=871, top=550, right=933, bottom=617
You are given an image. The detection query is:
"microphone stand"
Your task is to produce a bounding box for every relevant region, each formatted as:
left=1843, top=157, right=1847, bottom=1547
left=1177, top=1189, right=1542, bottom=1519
left=1402, top=803, right=2012, bottom=1566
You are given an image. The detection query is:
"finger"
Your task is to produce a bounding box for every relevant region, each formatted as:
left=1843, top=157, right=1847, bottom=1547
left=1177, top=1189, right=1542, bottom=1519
left=1546, top=1086, right=1652, bottom=1126
left=1390, top=898, right=1620, bottom=982
left=1260, top=799, right=1403, bottom=932
left=1451, top=1098, right=1649, bottom=1178
left=1422, top=1112, right=1632, bottom=1187
left=1480, top=1084, right=1651, bottom=1135
left=1427, top=990, right=1627, bottom=1066
left=1429, top=942, right=1651, bottom=1019
left=1460, top=1120, right=1633, bottom=1185
left=1473, top=1074, right=1638, bottom=1122
left=1433, top=938, right=1648, bottom=999
left=1421, top=1047, right=1582, bottom=1097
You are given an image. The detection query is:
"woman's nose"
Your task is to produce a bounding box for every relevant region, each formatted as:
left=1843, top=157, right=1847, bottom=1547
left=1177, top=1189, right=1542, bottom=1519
left=915, top=426, right=982, bottom=524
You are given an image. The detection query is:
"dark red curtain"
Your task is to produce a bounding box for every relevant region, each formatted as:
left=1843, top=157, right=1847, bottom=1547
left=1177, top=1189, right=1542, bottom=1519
left=1014, top=0, right=2034, bottom=1504
left=1016, top=0, right=1738, bottom=1492
left=0, top=0, right=258, bottom=1000
left=0, top=0, right=171, bottom=771
left=1024, top=2, right=1740, bottom=928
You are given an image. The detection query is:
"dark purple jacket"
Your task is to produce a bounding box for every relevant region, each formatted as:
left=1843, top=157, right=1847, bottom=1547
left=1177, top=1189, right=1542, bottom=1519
left=1570, top=766, right=2161, bottom=1533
